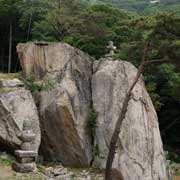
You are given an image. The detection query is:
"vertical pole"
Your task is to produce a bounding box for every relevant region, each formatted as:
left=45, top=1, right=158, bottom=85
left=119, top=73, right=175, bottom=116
left=0, top=48, right=4, bottom=72
left=26, top=13, right=32, bottom=42
left=8, top=21, right=12, bottom=73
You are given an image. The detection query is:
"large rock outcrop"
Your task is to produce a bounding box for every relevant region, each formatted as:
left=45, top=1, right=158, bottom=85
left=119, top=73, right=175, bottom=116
left=17, top=42, right=93, bottom=166
left=92, top=59, right=170, bottom=180
left=17, top=42, right=170, bottom=179
left=0, top=79, right=41, bottom=152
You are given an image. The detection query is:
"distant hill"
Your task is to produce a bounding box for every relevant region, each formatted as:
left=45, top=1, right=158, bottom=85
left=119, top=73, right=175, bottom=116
left=88, top=0, right=180, bottom=14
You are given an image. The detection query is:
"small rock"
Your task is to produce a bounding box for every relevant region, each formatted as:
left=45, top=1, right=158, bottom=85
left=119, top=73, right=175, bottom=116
left=45, top=167, right=54, bottom=176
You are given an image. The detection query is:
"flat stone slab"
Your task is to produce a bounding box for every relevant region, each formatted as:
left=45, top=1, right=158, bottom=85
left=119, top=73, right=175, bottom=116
left=15, top=150, right=37, bottom=158
left=12, top=162, right=36, bottom=173
left=16, top=157, right=35, bottom=164
left=0, top=79, right=24, bottom=88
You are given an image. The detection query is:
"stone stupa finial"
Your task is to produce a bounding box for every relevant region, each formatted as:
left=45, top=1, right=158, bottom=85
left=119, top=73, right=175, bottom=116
left=105, top=41, right=117, bottom=58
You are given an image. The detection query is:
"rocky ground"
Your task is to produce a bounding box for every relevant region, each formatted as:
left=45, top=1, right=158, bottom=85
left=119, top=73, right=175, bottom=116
left=0, top=164, right=180, bottom=180
left=0, top=164, right=104, bottom=180
left=0, top=152, right=104, bottom=180
left=0, top=152, right=179, bottom=180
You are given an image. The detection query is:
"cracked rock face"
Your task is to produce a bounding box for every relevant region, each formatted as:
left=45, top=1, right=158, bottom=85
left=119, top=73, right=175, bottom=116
left=0, top=79, right=41, bottom=152
left=17, top=42, right=170, bottom=179
left=92, top=59, right=170, bottom=180
left=17, top=43, right=93, bottom=166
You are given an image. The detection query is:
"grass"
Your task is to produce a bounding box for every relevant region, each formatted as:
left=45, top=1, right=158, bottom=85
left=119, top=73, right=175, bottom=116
left=0, top=73, right=21, bottom=79
left=170, top=162, right=180, bottom=176
left=0, top=158, right=12, bottom=167
left=0, top=154, right=13, bottom=167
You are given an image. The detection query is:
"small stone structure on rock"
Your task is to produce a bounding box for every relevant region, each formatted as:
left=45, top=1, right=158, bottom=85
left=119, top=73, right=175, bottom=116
left=17, top=42, right=171, bottom=180
left=0, top=78, right=41, bottom=152
left=12, top=120, right=37, bottom=173
left=105, top=41, right=116, bottom=58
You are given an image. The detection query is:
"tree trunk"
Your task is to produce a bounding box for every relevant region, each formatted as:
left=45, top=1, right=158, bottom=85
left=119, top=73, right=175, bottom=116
left=0, top=48, right=4, bottom=72
left=105, top=42, right=150, bottom=180
left=8, top=21, right=12, bottom=73
left=26, top=13, right=32, bottom=42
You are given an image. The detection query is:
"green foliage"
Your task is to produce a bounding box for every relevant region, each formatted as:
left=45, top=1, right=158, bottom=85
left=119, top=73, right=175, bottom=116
left=90, top=0, right=180, bottom=14
left=22, top=74, right=55, bottom=95
left=0, top=153, right=13, bottom=166
left=0, top=73, right=20, bottom=79
left=93, top=144, right=100, bottom=157
left=165, top=148, right=180, bottom=175
left=146, top=81, right=162, bottom=110
left=170, top=162, right=180, bottom=176
left=0, top=159, right=12, bottom=166
left=41, top=76, right=55, bottom=91
left=87, top=108, right=98, bottom=136
left=37, top=164, right=46, bottom=173
left=157, top=64, right=180, bottom=99
left=166, top=150, right=180, bottom=163
left=23, top=73, right=40, bottom=95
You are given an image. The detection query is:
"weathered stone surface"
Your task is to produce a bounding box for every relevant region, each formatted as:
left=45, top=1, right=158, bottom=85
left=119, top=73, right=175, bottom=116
left=0, top=79, right=23, bottom=88
left=15, top=150, right=37, bottom=158
left=16, top=157, right=35, bottom=164
left=12, top=161, right=36, bottom=173
left=0, top=79, right=41, bottom=152
left=92, top=59, right=170, bottom=180
left=17, top=42, right=93, bottom=166
left=17, top=42, right=170, bottom=178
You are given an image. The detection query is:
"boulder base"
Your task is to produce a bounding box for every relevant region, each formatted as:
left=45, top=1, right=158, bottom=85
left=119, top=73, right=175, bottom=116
left=92, top=59, right=170, bottom=180
left=12, top=162, right=36, bottom=173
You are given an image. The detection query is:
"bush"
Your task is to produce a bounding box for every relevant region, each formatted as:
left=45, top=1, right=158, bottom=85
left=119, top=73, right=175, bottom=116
left=22, top=74, right=55, bottom=95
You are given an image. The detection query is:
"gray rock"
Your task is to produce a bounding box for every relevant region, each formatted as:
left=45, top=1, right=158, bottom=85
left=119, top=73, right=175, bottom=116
left=15, top=150, right=37, bottom=158
left=0, top=79, right=41, bottom=152
left=0, top=79, right=24, bottom=88
left=17, top=42, right=93, bottom=166
left=12, top=161, right=36, bottom=173
left=92, top=59, right=170, bottom=180
left=16, top=157, right=35, bottom=164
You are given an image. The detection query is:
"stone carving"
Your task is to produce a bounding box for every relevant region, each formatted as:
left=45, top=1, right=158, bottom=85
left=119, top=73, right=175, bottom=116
left=12, top=120, right=37, bottom=173
left=0, top=79, right=41, bottom=152
left=105, top=41, right=116, bottom=58
left=19, top=120, right=36, bottom=151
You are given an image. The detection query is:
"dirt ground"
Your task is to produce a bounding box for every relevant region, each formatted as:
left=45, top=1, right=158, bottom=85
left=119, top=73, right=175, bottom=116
left=0, top=164, right=14, bottom=180
left=0, top=164, right=179, bottom=180
left=173, top=176, right=180, bottom=180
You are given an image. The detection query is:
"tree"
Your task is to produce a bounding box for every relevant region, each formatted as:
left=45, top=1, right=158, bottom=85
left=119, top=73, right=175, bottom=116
left=31, top=2, right=133, bottom=58
left=0, top=0, right=23, bottom=73
left=105, top=13, right=180, bottom=180
left=32, top=0, right=87, bottom=41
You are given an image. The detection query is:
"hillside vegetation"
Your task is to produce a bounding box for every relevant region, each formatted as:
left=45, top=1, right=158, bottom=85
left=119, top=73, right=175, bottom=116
left=89, top=0, right=180, bottom=13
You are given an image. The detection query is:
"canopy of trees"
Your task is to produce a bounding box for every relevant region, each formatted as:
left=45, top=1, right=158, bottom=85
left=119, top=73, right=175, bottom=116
left=90, top=0, right=180, bottom=14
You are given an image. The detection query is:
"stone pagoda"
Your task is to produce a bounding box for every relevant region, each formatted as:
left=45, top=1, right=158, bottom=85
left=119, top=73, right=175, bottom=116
left=12, top=120, right=37, bottom=173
